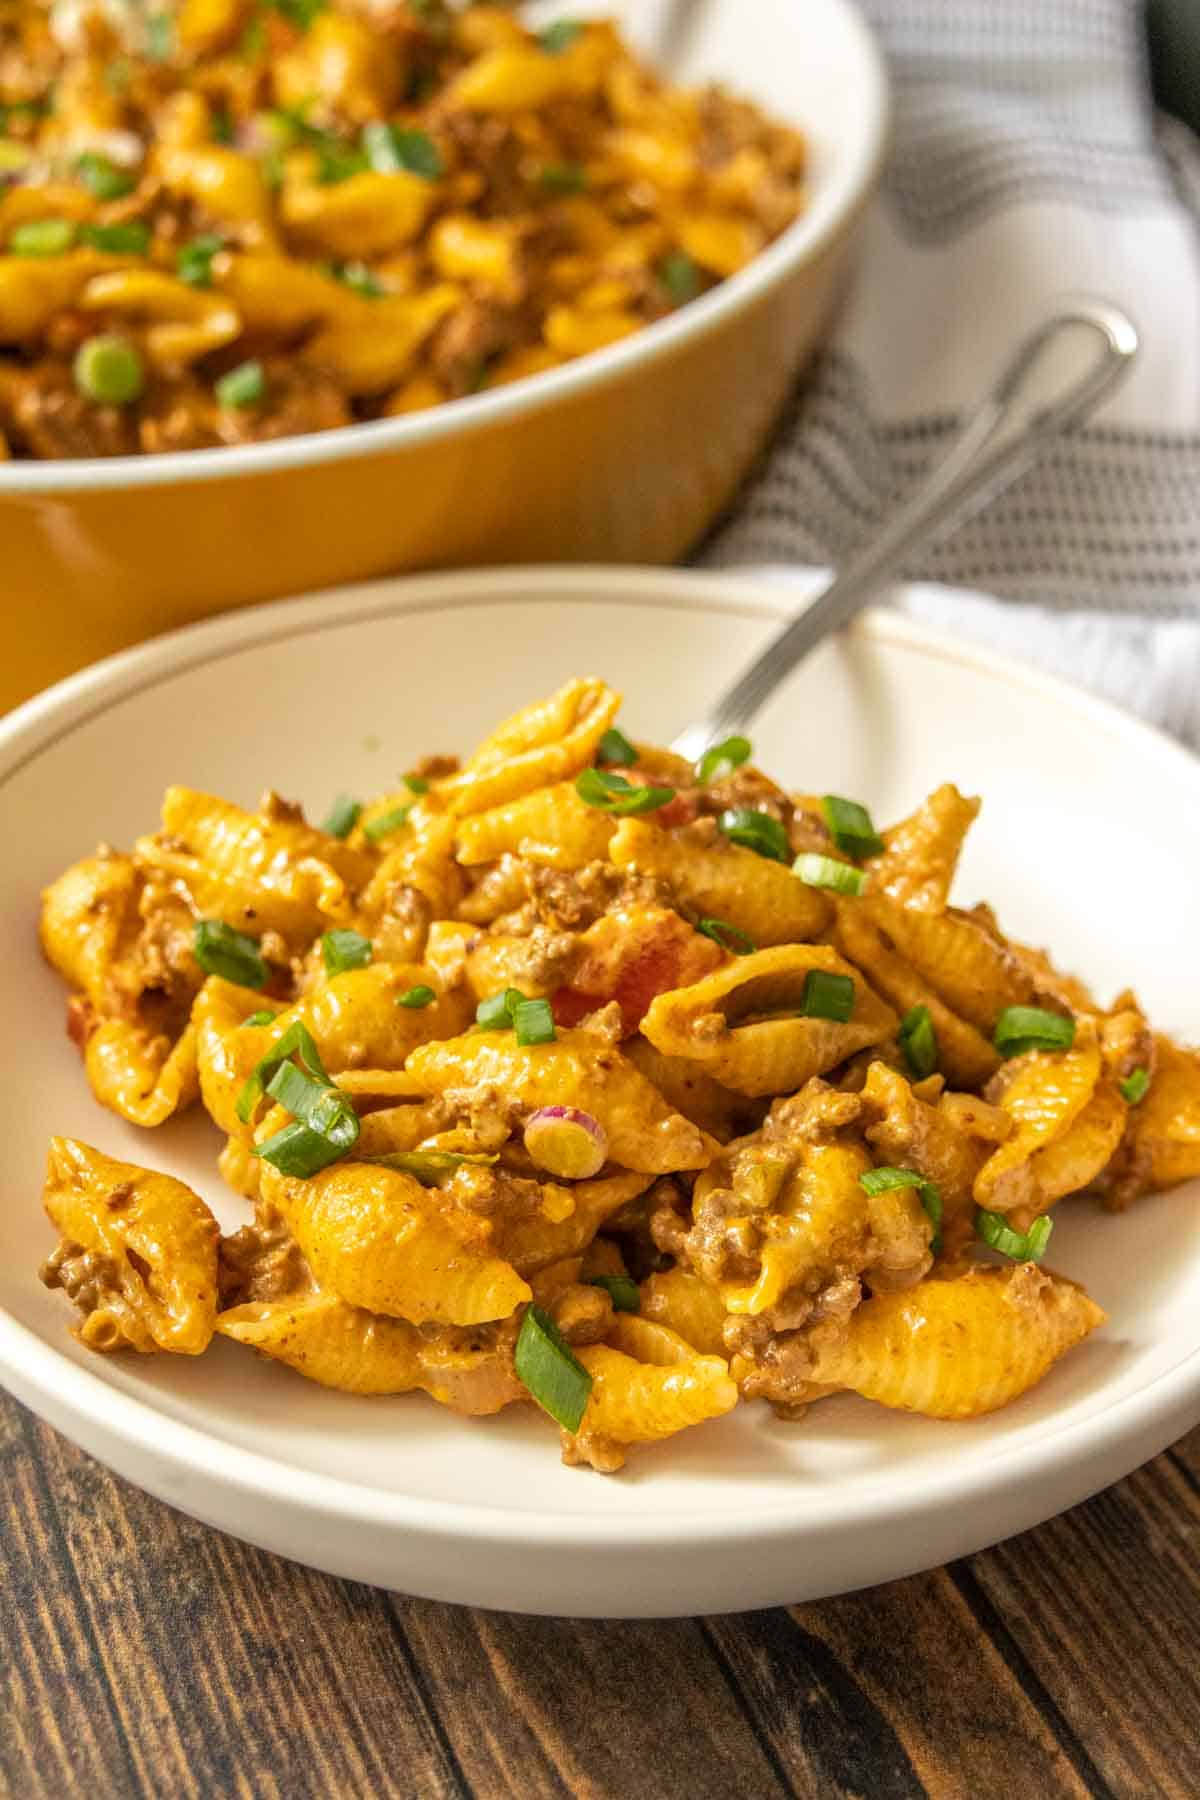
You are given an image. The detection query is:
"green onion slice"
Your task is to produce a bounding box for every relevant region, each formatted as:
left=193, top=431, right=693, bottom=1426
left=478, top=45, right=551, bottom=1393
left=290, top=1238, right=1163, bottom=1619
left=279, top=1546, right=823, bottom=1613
left=476, top=987, right=524, bottom=1031
left=821, top=795, right=885, bottom=861
left=596, top=726, right=637, bottom=767
left=404, top=774, right=430, bottom=794
left=539, top=160, right=586, bottom=193
left=574, top=768, right=675, bottom=816
left=398, top=984, right=436, bottom=1009
left=514, top=1304, right=593, bottom=1432
left=792, top=852, right=866, bottom=896
left=363, top=802, right=412, bottom=842
left=696, top=917, right=755, bottom=956
left=249, top=1047, right=360, bottom=1178
left=366, top=1149, right=498, bottom=1185
left=587, top=1273, right=640, bottom=1313
left=236, top=1020, right=332, bottom=1125
left=361, top=121, right=443, bottom=179
left=241, top=1008, right=278, bottom=1029
left=76, top=151, right=135, bottom=199
left=177, top=232, right=224, bottom=287
left=898, top=1004, right=939, bottom=1080
left=330, top=260, right=385, bottom=297
left=145, top=12, right=174, bottom=59
left=321, top=928, right=372, bottom=975
left=82, top=220, right=150, bottom=254
left=514, top=997, right=557, bottom=1047
left=193, top=919, right=268, bottom=989
left=718, top=808, right=790, bottom=863
left=660, top=249, right=701, bottom=307
left=321, top=793, right=361, bottom=838
left=538, top=18, right=583, bottom=53
left=799, top=968, right=855, bottom=1023
left=73, top=334, right=144, bottom=406
left=993, top=1006, right=1076, bottom=1058
left=1119, top=1067, right=1151, bottom=1106
left=10, top=218, right=76, bottom=256
left=696, top=735, right=751, bottom=785
left=860, top=1166, right=942, bottom=1252
left=215, top=359, right=265, bottom=410
left=975, top=1208, right=1054, bottom=1264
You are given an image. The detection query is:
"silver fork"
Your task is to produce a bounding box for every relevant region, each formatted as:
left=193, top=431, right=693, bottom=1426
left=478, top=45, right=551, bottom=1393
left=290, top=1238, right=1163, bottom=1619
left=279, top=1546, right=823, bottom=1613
left=671, top=300, right=1139, bottom=762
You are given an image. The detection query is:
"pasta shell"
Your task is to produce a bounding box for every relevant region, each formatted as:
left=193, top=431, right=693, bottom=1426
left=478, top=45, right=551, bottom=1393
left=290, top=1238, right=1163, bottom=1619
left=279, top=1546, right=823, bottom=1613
left=868, top=783, right=981, bottom=913
left=806, top=1266, right=1105, bottom=1418
left=640, top=944, right=896, bottom=1098
left=609, top=818, right=830, bottom=947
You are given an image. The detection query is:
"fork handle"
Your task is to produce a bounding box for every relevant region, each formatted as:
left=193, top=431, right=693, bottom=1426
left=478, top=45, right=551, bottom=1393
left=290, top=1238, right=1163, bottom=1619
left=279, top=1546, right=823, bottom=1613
left=671, top=299, right=1138, bottom=763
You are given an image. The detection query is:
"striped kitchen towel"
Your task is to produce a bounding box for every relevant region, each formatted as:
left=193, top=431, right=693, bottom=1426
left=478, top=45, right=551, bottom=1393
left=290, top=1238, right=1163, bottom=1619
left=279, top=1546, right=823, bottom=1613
left=702, top=0, right=1200, bottom=748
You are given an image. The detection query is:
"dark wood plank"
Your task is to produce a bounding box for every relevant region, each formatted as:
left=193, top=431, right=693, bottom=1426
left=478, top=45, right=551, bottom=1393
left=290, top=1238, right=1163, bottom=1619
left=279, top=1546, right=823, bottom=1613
left=399, top=1600, right=793, bottom=1800
left=6, top=1385, right=1200, bottom=1800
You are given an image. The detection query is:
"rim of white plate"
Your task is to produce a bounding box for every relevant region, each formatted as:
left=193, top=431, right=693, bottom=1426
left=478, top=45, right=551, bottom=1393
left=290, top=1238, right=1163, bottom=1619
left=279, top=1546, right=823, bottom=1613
left=0, top=0, right=889, bottom=495
left=2, top=563, right=1198, bottom=1551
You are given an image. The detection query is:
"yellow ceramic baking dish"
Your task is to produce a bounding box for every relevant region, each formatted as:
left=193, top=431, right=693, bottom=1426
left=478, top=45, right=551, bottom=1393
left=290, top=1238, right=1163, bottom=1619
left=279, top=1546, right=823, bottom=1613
left=1, top=0, right=887, bottom=711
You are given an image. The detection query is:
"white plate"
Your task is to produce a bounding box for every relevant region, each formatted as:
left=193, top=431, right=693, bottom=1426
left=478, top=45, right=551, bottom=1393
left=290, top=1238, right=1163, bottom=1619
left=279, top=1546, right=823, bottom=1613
left=2, top=567, right=1197, bottom=1618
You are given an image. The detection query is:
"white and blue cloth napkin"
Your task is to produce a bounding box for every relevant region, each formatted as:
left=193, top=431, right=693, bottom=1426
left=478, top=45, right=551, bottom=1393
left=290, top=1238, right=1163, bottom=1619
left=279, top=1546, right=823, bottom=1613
left=703, top=0, right=1200, bottom=748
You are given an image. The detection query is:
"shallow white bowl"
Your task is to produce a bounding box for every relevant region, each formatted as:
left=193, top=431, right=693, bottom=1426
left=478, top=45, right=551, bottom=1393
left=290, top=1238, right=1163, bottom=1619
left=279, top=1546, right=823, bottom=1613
left=2, top=567, right=1198, bottom=1618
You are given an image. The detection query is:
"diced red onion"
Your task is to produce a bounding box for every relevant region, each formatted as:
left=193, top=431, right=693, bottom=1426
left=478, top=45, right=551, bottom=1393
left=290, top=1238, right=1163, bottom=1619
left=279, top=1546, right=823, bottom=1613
left=523, top=1106, right=607, bottom=1180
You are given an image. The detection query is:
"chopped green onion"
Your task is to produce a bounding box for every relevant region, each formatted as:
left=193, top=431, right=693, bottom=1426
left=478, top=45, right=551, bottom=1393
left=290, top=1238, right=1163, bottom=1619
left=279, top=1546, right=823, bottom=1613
left=9, top=218, right=76, bottom=256
left=1120, top=1067, right=1151, bottom=1106
left=718, top=808, right=790, bottom=863
left=397, top=984, right=436, bottom=1009
left=575, top=768, right=675, bottom=816
left=215, top=359, right=265, bottom=410
left=660, top=249, right=701, bottom=307
left=898, top=1004, right=939, bottom=1080
left=241, top=1009, right=278, bottom=1028
left=476, top=987, right=524, bottom=1031
left=538, top=18, right=583, bottom=53
left=366, top=1149, right=498, bottom=1185
left=177, top=233, right=224, bottom=287
left=587, top=1273, right=640, bottom=1313
left=596, top=726, right=637, bottom=767
left=81, top=220, right=150, bottom=255
left=514, top=1304, right=592, bottom=1432
left=76, top=151, right=135, bottom=200
left=696, top=917, right=756, bottom=956
left=792, top=853, right=866, bottom=896
left=363, top=802, right=411, bottom=842
left=539, top=161, right=586, bottom=194
left=975, top=1208, right=1054, bottom=1264
left=799, top=968, right=855, bottom=1023
left=514, top=997, right=557, bottom=1047
left=361, top=122, right=443, bottom=179
left=993, top=1006, right=1076, bottom=1058
left=251, top=1051, right=361, bottom=1178
left=316, top=140, right=368, bottom=184
left=821, top=795, right=884, bottom=861
left=73, top=335, right=145, bottom=406
left=321, top=793, right=361, bottom=838
left=321, top=928, right=372, bottom=975
left=696, top=735, right=751, bottom=784
left=193, top=919, right=267, bottom=989
left=236, top=1020, right=332, bottom=1125
left=271, top=0, right=328, bottom=28
left=145, top=12, right=174, bottom=59
left=404, top=774, right=430, bottom=794
left=211, top=107, right=235, bottom=144
left=860, top=1166, right=943, bottom=1252
left=327, top=260, right=385, bottom=297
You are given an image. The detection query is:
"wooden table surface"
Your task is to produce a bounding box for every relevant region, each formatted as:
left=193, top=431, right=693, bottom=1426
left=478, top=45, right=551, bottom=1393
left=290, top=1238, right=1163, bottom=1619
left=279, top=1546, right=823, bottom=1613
left=4, top=1391, right=1199, bottom=1799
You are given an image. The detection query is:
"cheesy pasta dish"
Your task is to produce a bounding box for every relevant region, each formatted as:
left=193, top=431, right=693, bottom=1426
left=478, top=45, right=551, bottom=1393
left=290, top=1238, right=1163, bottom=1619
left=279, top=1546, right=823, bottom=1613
left=37, top=679, right=1200, bottom=1470
left=0, top=0, right=805, bottom=457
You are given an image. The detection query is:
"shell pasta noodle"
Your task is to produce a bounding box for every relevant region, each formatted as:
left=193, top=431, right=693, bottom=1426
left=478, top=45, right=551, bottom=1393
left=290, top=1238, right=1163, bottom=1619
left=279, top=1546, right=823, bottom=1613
left=0, top=2, right=807, bottom=459
left=36, top=677, right=1200, bottom=1471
